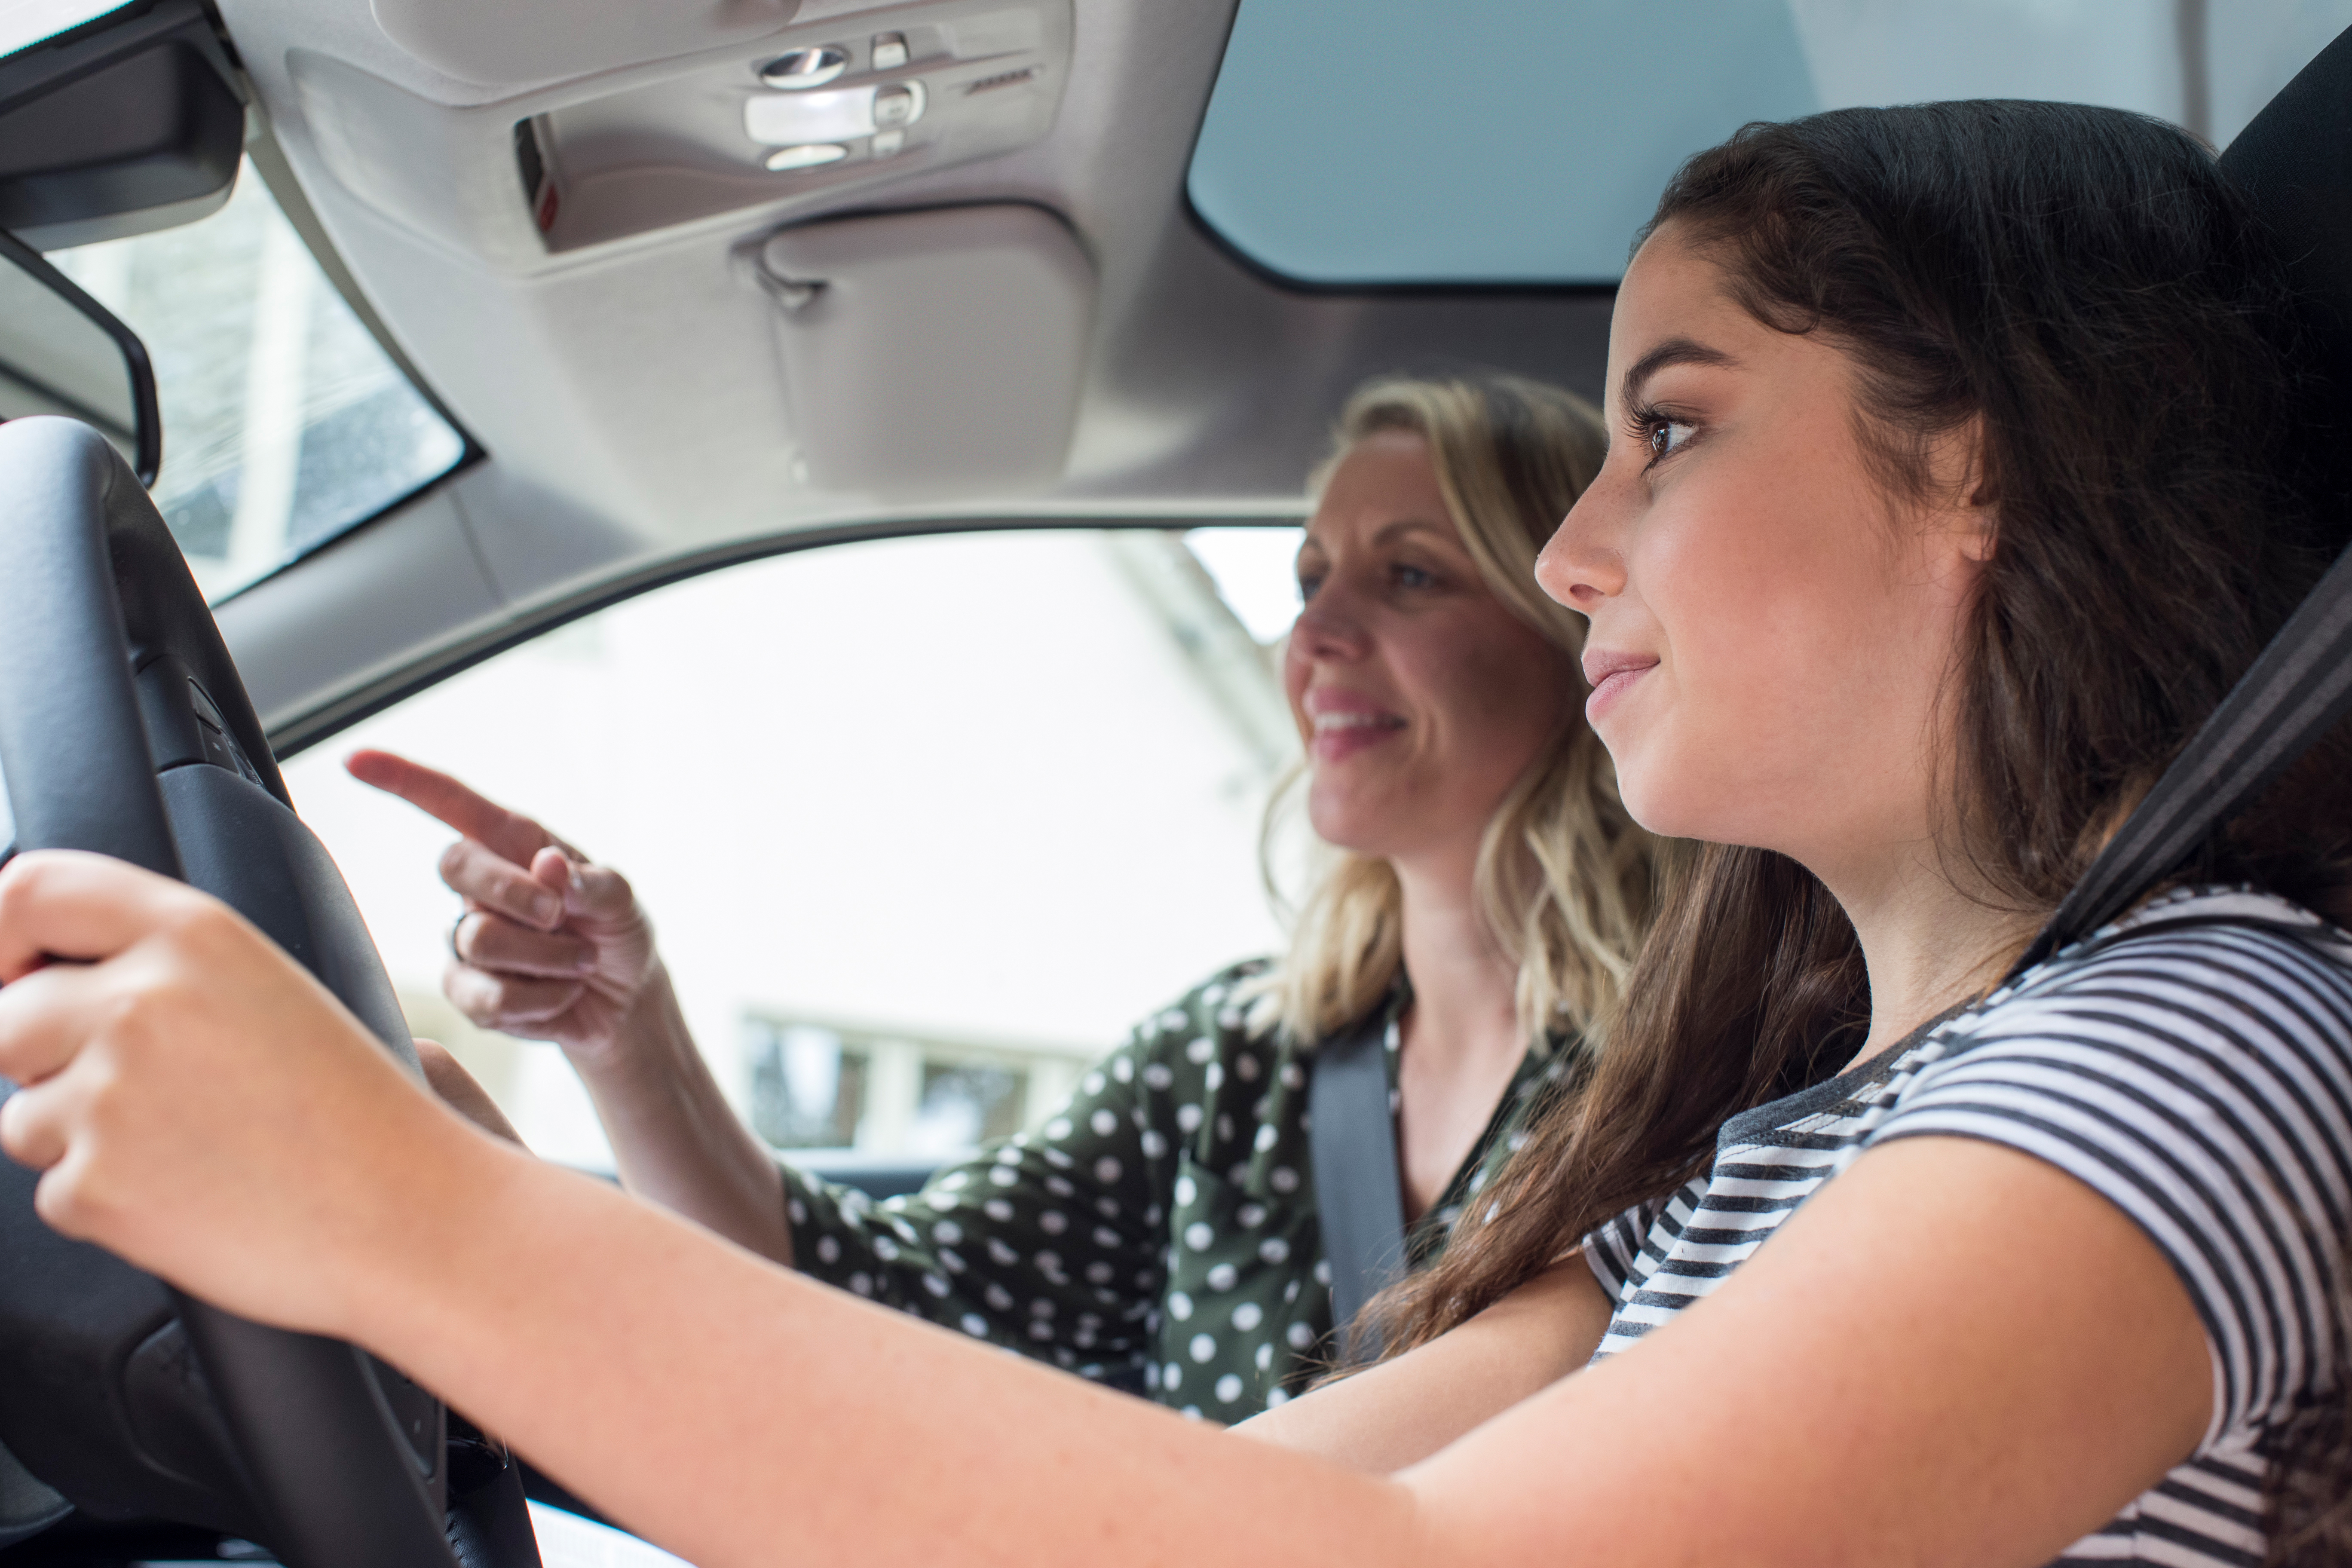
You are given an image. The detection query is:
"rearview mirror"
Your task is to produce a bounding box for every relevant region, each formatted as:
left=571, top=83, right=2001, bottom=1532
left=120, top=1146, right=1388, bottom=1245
left=0, top=226, right=159, bottom=485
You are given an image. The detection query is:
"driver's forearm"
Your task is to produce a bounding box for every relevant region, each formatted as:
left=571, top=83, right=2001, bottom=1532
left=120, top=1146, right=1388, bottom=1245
left=1233, top=1260, right=1609, bottom=1472
left=565, top=967, right=793, bottom=1267
left=354, top=1138, right=1425, bottom=1568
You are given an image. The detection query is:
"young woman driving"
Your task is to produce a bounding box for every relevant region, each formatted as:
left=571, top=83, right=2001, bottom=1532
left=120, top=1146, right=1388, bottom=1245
left=5, top=101, right=2351, bottom=1568
left=338, top=373, right=1660, bottom=1419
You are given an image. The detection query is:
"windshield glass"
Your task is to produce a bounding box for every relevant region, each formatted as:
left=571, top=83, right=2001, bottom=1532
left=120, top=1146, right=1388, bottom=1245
left=0, top=0, right=130, bottom=56
left=1189, top=0, right=2352, bottom=285
left=46, top=159, right=468, bottom=600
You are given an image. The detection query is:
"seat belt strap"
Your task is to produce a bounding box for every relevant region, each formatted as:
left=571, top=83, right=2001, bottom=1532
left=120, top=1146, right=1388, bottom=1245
left=1308, top=1014, right=1409, bottom=1361
left=2011, top=537, right=2352, bottom=979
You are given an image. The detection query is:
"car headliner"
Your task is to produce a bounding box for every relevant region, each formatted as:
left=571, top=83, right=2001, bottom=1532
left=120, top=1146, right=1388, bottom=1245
left=204, top=0, right=1614, bottom=753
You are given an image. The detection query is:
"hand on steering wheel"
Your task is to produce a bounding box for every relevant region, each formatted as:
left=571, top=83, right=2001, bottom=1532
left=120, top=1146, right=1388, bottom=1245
left=344, top=750, right=658, bottom=1069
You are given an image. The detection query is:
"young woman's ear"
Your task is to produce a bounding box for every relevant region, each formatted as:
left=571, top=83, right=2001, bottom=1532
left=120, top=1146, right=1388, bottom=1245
left=1935, top=416, right=1999, bottom=563
left=1955, top=496, right=1998, bottom=563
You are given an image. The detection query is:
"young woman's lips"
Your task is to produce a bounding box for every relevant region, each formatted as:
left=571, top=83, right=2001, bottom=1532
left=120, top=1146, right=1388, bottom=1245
left=1583, top=654, right=1659, bottom=721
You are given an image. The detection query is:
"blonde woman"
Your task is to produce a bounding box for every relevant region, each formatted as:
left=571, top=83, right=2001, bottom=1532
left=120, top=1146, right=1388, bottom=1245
left=346, top=372, right=1657, bottom=1419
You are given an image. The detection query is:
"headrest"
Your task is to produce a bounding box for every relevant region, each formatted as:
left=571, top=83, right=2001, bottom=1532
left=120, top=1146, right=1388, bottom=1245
left=2220, top=23, right=2352, bottom=420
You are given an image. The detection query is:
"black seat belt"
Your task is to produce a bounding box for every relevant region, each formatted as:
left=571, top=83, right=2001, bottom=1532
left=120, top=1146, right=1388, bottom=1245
left=1308, top=1014, right=1408, bottom=1360
left=2009, top=536, right=2352, bottom=979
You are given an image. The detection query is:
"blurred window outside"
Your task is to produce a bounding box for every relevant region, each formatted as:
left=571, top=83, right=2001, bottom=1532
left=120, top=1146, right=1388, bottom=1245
left=46, top=158, right=467, bottom=600
left=284, top=527, right=1307, bottom=1174
left=1191, top=0, right=2352, bottom=285
left=746, top=1014, right=1066, bottom=1155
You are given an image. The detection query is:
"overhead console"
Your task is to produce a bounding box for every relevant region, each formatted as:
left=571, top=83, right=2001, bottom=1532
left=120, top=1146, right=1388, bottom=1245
left=295, top=0, right=1070, bottom=264
left=524, top=1, right=1062, bottom=252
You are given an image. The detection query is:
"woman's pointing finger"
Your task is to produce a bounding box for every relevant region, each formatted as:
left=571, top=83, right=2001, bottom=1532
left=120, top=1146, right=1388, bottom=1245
left=345, top=750, right=567, bottom=868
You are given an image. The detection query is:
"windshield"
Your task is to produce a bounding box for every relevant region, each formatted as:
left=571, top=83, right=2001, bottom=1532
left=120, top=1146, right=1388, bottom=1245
left=1189, top=0, right=2352, bottom=285
left=0, top=0, right=132, bottom=56
left=46, top=159, right=469, bottom=600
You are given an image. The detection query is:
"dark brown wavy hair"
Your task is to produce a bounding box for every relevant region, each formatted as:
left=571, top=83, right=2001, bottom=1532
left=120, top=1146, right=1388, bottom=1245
left=1362, top=104, right=2352, bottom=1545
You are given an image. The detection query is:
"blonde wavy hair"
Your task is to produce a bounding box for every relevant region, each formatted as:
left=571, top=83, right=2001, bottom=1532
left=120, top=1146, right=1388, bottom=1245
left=1258, top=373, right=1661, bottom=1051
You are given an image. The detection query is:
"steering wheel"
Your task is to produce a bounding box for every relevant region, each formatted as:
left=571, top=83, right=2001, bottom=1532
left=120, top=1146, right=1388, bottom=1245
left=0, top=418, right=539, bottom=1568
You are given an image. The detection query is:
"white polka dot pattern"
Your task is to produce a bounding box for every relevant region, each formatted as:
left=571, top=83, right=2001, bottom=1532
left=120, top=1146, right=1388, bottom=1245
left=780, top=959, right=1576, bottom=1418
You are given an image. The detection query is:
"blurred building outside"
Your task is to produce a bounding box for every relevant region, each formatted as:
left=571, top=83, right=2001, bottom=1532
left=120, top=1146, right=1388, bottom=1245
left=284, top=526, right=1309, bottom=1173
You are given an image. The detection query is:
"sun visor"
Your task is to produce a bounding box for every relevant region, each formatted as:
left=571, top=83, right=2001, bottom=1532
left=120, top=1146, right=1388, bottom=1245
left=757, top=203, right=1091, bottom=498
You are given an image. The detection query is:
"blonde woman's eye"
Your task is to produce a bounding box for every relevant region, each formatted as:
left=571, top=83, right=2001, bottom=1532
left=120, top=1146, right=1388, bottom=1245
left=1394, top=564, right=1436, bottom=589
left=1297, top=570, right=1324, bottom=600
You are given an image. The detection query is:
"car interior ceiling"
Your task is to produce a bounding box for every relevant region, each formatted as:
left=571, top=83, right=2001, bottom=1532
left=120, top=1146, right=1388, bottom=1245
left=187, top=0, right=1614, bottom=754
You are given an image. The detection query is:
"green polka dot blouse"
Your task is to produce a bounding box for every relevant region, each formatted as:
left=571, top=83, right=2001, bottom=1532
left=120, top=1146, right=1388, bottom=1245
left=781, top=960, right=1579, bottom=1421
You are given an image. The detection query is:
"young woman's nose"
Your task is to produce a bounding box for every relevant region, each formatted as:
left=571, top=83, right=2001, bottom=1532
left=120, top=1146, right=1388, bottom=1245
left=1534, top=487, right=1629, bottom=612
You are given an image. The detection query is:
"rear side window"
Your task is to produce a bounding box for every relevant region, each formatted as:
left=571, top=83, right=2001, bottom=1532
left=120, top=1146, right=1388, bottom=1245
left=48, top=158, right=468, bottom=600
left=285, top=527, right=1306, bottom=1172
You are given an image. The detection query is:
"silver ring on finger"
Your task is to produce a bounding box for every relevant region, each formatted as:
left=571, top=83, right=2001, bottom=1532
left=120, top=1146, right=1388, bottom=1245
left=449, top=909, right=469, bottom=962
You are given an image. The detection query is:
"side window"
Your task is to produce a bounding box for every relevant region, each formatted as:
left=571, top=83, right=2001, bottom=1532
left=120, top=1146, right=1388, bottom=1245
left=282, top=527, right=1304, bottom=1170
left=47, top=158, right=469, bottom=600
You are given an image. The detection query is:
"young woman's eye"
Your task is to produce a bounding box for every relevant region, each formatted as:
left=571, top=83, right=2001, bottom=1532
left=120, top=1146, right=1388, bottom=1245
left=1392, top=563, right=1437, bottom=590
left=1296, top=569, right=1324, bottom=601
left=1645, top=416, right=1696, bottom=465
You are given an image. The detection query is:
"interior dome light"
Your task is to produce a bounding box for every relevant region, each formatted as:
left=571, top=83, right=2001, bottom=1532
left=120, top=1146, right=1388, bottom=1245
left=765, top=143, right=850, bottom=172
left=746, top=86, right=876, bottom=145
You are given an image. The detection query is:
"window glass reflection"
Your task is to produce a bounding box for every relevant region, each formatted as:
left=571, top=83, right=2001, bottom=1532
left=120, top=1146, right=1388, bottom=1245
left=47, top=159, right=466, bottom=599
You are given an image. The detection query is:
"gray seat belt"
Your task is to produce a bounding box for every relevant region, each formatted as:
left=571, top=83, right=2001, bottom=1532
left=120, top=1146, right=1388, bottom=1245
left=1308, top=1014, right=1408, bottom=1360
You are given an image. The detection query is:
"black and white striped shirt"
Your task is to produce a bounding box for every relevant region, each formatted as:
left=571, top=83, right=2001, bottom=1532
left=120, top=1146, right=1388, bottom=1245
left=1583, top=887, right=2352, bottom=1566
